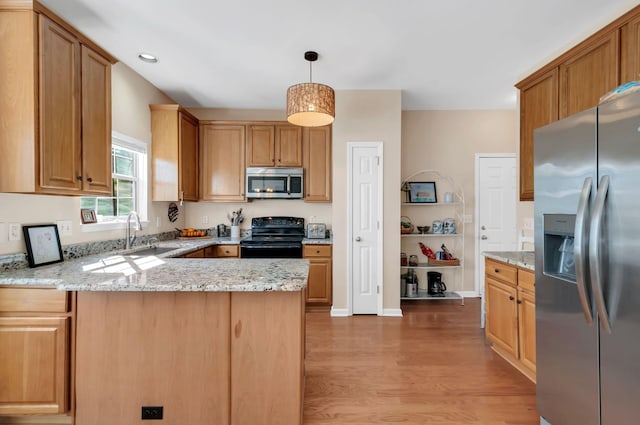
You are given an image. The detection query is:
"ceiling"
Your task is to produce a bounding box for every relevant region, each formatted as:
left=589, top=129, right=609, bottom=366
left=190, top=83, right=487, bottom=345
left=41, top=0, right=639, bottom=110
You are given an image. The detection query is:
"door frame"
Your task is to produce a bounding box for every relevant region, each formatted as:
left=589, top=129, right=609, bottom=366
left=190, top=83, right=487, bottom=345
left=474, top=153, right=517, bottom=324
left=347, top=141, right=384, bottom=316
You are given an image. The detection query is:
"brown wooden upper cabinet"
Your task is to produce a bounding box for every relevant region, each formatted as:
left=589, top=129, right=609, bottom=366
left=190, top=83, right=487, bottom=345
left=518, top=69, right=558, bottom=201
left=150, top=105, right=199, bottom=203
left=200, top=124, right=246, bottom=202
left=303, top=126, right=332, bottom=202
left=246, top=124, right=302, bottom=167
left=621, top=15, right=640, bottom=83
left=558, top=31, right=619, bottom=119
left=0, top=5, right=116, bottom=195
left=515, top=4, right=640, bottom=201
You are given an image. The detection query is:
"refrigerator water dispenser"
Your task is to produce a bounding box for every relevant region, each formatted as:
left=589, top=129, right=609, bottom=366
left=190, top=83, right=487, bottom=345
left=543, top=214, right=577, bottom=282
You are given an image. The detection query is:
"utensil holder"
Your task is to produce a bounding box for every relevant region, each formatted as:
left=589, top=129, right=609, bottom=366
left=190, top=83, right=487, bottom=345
left=231, top=225, right=240, bottom=239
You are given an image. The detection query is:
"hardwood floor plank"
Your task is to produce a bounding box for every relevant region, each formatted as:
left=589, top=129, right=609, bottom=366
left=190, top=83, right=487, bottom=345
left=304, top=299, right=539, bottom=424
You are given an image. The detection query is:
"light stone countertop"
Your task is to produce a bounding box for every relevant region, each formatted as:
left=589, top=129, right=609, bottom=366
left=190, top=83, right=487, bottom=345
left=482, top=251, right=535, bottom=271
left=302, top=237, right=332, bottom=245
left=0, top=239, right=309, bottom=292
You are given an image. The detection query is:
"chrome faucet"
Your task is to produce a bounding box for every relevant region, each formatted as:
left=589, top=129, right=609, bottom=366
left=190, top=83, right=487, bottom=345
left=126, top=211, right=142, bottom=249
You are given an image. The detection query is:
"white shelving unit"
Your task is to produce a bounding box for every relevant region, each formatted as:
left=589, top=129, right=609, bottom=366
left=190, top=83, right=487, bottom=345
left=400, top=170, right=465, bottom=305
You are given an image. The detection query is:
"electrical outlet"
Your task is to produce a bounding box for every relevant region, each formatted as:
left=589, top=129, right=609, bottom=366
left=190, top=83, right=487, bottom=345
left=202, top=215, right=209, bottom=225
left=463, top=214, right=473, bottom=224
left=156, top=216, right=161, bottom=228
left=309, top=216, right=318, bottom=223
left=524, top=217, right=534, bottom=230
left=141, top=406, right=163, bottom=420
left=8, top=223, right=20, bottom=241
left=56, top=220, right=72, bottom=236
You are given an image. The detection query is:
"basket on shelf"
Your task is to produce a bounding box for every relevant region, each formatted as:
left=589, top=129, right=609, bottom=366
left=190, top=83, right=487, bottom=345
left=400, top=216, right=414, bottom=234
left=427, top=258, right=460, bottom=266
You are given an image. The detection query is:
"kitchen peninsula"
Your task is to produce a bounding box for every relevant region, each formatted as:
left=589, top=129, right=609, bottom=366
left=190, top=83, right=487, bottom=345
left=0, top=241, right=309, bottom=425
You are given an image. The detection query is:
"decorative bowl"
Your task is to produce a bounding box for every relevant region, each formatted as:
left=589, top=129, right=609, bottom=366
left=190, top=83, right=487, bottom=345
left=417, top=226, right=430, bottom=234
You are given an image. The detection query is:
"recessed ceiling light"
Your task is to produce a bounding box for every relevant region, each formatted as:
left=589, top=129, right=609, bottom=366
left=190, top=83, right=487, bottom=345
left=138, top=52, right=158, bottom=63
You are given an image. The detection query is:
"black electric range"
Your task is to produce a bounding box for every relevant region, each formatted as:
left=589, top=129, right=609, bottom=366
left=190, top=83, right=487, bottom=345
left=240, top=217, right=305, bottom=258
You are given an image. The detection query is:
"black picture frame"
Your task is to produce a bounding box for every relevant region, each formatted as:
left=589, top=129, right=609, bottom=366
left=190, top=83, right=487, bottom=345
left=408, top=181, right=437, bottom=203
left=22, top=224, right=64, bottom=268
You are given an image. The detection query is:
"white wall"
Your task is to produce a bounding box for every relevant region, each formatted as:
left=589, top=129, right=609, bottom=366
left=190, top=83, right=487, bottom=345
left=402, top=110, right=518, bottom=292
left=0, top=63, right=180, bottom=255
left=331, top=90, right=402, bottom=313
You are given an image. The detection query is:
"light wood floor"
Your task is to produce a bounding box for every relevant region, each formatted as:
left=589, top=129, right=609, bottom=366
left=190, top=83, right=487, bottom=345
left=304, top=299, right=539, bottom=425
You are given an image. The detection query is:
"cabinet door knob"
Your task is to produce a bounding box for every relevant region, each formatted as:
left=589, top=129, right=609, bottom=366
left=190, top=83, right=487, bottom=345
left=509, top=295, right=515, bottom=301
left=355, top=236, right=361, bottom=242
left=481, top=235, right=488, bottom=240
left=86, top=177, right=93, bottom=183
left=316, top=250, right=320, bottom=254
left=517, top=299, right=522, bottom=304
left=76, top=175, right=83, bottom=181
left=494, top=269, right=499, bottom=273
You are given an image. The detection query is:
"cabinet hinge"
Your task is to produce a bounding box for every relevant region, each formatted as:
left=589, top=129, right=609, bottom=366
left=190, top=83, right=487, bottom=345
left=377, top=285, right=380, bottom=294
left=376, top=156, right=380, bottom=165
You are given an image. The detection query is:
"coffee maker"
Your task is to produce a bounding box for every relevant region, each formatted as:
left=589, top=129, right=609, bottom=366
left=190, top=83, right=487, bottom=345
left=427, top=271, right=447, bottom=296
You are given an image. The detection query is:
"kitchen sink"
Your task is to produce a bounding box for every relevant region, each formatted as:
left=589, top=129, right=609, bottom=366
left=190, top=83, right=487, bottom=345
left=126, top=246, right=177, bottom=257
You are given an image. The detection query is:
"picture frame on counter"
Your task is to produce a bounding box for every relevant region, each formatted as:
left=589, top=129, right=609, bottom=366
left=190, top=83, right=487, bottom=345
left=22, top=224, right=64, bottom=268
left=408, top=181, right=437, bottom=203
left=80, top=208, right=97, bottom=224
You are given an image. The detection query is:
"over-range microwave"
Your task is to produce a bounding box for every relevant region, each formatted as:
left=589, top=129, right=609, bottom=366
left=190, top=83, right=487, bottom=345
left=246, top=167, right=304, bottom=199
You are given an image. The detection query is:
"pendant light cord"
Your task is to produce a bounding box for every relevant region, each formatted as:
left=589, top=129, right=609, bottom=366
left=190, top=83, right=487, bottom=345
left=309, top=60, right=313, bottom=83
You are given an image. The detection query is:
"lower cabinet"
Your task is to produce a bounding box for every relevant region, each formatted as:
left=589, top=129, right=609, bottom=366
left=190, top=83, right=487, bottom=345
left=180, top=245, right=239, bottom=258
left=75, top=291, right=304, bottom=425
left=485, top=258, right=536, bottom=381
left=303, top=244, right=332, bottom=306
left=0, top=287, right=72, bottom=415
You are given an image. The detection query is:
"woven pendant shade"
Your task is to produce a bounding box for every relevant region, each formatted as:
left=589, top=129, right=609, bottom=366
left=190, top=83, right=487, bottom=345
left=286, top=51, right=335, bottom=127
left=287, top=83, right=335, bottom=127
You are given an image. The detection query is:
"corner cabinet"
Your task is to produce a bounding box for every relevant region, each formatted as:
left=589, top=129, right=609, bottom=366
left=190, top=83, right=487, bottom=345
left=200, top=124, right=246, bottom=202
left=0, top=6, right=116, bottom=195
left=400, top=170, right=464, bottom=304
left=0, top=287, right=74, bottom=415
left=150, top=105, right=199, bottom=202
left=484, top=258, right=536, bottom=382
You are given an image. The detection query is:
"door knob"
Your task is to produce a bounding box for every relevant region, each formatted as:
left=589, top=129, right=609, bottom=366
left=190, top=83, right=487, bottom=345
left=355, top=236, right=362, bottom=242
left=481, top=235, right=488, bottom=240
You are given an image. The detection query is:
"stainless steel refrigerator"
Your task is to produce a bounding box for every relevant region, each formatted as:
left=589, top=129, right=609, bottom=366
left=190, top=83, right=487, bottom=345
left=534, top=88, right=640, bottom=425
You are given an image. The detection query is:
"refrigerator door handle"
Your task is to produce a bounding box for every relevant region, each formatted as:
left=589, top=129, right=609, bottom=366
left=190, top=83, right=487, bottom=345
left=589, top=175, right=612, bottom=334
left=574, top=177, right=593, bottom=324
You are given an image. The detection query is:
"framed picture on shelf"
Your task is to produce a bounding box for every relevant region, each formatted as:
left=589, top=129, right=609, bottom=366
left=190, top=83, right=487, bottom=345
left=408, top=181, right=437, bottom=203
left=80, top=208, right=97, bottom=224
left=22, top=224, right=64, bottom=268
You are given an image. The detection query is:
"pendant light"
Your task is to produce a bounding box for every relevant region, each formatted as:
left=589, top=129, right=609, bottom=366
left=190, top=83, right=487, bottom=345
left=286, top=51, right=335, bottom=127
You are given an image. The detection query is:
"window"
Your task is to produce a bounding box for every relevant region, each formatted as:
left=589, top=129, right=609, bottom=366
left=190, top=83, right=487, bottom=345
left=81, top=132, right=147, bottom=226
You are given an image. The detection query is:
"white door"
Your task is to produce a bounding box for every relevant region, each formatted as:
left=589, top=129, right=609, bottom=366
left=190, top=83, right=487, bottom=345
left=475, top=155, right=517, bottom=326
left=349, top=143, right=382, bottom=315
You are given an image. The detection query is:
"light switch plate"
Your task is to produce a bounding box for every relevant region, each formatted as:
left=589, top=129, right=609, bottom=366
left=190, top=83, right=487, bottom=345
left=56, top=220, right=72, bottom=236
left=524, top=217, right=534, bottom=230
left=202, top=215, right=209, bottom=225
left=8, top=223, right=20, bottom=241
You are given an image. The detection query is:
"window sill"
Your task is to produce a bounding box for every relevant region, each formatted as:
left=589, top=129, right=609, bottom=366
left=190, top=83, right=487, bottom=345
left=81, top=220, right=149, bottom=233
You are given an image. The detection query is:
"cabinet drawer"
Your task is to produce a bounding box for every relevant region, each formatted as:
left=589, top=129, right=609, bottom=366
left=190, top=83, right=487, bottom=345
left=0, top=287, right=69, bottom=313
left=182, top=249, right=205, bottom=258
left=303, top=245, right=332, bottom=258
left=485, top=259, right=517, bottom=286
left=215, top=245, right=239, bottom=257
left=518, top=268, right=535, bottom=292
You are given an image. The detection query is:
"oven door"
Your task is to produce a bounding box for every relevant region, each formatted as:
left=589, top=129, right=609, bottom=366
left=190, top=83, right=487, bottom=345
left=240, top=244, right=302, bottom=258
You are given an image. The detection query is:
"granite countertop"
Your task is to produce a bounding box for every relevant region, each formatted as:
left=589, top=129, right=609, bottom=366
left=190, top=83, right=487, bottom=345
left=302, top=237, right=332, bottom=245
left=482, top=251, right=535, bottom=271
left=0, top=239, right=309, bottom=292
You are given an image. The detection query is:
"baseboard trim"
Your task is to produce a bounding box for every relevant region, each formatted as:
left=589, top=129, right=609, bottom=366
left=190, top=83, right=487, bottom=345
left=381, top=308, right=403, bottom=317
left=330, top=307, right=350, bottom=317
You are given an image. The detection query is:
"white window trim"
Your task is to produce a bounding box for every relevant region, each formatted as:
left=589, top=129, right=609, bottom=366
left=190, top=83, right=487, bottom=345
left=82, top=132, right=148, bottom=233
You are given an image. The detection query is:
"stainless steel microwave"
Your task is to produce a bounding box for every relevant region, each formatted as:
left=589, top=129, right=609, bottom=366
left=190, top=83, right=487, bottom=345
left=246, top=167, right=304, bottom=199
